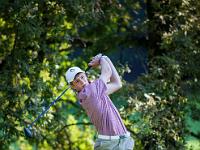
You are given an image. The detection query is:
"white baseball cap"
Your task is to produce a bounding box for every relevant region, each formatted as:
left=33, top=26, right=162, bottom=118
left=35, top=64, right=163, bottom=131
left=65, top=66, right=85, bottom=84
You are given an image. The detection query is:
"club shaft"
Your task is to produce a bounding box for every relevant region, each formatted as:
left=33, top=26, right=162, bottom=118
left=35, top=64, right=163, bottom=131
left=30, top=87, right=70, bottom=127
left=28, top=66, right=91, bottom=128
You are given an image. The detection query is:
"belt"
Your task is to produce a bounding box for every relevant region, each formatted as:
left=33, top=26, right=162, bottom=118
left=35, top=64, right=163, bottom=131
left=97, top=132, right=130, bottom=140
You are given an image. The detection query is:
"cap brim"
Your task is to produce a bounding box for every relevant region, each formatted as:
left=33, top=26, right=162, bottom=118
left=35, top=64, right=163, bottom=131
left=68, top=71, right=85, bottom=84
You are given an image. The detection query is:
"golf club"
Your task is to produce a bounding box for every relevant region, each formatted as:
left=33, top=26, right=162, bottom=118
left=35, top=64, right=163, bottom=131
left=24, top=66, right=91, bottom=138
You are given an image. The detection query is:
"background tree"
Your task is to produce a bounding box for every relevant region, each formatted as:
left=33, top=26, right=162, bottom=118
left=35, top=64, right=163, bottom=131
left=0, top=0, right=199, bottom=149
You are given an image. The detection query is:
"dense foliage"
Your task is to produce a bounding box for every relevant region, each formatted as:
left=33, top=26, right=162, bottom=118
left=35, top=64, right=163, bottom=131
left=0, top=0, right=199, bottom=149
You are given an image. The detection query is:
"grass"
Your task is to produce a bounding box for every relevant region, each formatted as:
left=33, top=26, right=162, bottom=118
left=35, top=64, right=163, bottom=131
left=184, top=91, right=200, bottom=150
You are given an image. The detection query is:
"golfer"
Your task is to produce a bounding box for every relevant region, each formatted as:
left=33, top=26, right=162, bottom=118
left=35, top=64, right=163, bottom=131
left=65, top=54, right=134, bottom=150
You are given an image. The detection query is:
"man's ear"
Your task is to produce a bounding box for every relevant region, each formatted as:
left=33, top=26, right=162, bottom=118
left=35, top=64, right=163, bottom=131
left=85, top=72, right=88, bottom=77
left=70, top=84, right=75, bottom=90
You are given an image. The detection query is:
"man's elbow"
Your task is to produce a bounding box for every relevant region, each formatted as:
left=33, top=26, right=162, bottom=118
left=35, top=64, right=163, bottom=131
left=114, top=83, right=122, bottom=92
left=117, top=82, right=122, bottom=89
left=119, top=83, right=122, bottom=88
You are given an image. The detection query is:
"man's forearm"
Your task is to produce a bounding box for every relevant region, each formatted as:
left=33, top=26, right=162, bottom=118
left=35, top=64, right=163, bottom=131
left=99, top=56, right=112, bottom=83
left=103, top=56, right=122, bottom=86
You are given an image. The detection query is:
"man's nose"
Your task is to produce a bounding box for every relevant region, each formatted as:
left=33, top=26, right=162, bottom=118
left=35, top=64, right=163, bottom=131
left=79, top=78, right=84, bottom=84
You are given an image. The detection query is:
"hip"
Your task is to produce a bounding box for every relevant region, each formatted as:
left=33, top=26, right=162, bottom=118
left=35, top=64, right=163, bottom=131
left=94, top=133, right=134, bottom=150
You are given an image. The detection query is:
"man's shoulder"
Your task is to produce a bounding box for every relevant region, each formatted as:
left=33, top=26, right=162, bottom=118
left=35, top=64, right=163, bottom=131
left=89, top=78, right=99, bottom=84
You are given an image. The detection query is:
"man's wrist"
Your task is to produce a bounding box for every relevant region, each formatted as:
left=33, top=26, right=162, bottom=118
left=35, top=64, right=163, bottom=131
left=99, top=55, right=107, bottom=65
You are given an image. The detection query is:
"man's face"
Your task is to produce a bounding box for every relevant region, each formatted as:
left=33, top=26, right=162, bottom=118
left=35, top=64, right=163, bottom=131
left=71, top=72, right=89, bottom=92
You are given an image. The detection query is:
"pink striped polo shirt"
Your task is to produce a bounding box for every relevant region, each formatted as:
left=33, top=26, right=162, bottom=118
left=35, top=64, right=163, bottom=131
left=77, top=79, right=127, bottom=136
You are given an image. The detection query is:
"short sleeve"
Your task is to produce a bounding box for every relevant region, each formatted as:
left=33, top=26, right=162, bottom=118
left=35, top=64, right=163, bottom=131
left=93, top=78, right=107, bottom=96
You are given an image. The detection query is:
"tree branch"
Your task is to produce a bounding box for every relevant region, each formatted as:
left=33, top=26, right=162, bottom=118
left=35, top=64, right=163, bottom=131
left=57, top=122, right=92, bottom=133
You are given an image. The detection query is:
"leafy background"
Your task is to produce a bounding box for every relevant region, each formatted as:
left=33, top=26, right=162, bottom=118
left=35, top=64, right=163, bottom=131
left=0, top=0, right=200, bottom=149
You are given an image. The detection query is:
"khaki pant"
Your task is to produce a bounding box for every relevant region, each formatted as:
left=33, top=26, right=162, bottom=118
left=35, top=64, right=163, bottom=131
left=94, top=136, right=134, bottom=150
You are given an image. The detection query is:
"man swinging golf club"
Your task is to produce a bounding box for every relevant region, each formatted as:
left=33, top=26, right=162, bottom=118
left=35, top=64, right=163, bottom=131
left=65, top=54, right=134, bottom=150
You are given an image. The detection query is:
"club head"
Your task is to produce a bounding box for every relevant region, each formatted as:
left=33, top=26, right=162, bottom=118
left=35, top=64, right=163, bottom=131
left=24, top=127, right=33, bottom=138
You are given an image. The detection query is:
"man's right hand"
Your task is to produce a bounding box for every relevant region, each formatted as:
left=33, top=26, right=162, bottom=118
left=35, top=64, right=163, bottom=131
left=88, top=53, right=102, bottom=67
